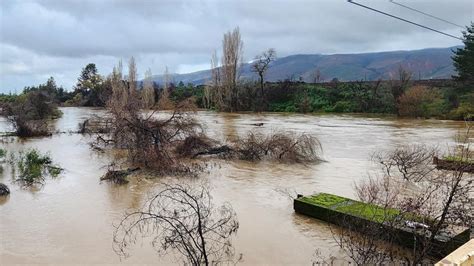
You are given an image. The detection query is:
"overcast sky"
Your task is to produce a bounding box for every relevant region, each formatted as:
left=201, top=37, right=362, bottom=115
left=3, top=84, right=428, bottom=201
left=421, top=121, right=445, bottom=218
left=0, top=0, right=472, bottom=92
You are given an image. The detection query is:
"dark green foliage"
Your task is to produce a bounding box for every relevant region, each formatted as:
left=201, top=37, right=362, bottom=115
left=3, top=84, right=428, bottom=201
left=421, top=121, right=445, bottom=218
left=0, top=93, right=19, bottom=104
left=448, top=101, right=474, bottom=120
left=264, top=82, right=396, bottom=114
left=170, top=82, right=204, bottom=103
left=449, top=23, right=474, bottom=120
left=75, top=63, right=100, bottom=92
left=70, top=63, right=111, bottom=107
left=95, top=77, right=470, bottom=120
left=13, top=149, right=62, bottom=186
left=21, top=77, right=73, bottom=104
left=452, top=23, right=474, bottom=83
left=7, top=93, right=60, bottom=136
left=0, top=77, right=73, bottom=107
left=0, top=183, right=9, bottom=196
left=1, top=78, right=64, bottom=137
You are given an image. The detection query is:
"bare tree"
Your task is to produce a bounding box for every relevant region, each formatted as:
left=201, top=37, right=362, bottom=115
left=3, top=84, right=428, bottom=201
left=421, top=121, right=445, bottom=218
left=332, top=126, right=474, bottom=265
left=205, top=50, right=221, bottom=109
left=390, top=65, right=412, bottom=115
left=252, top=48, right=276, bottom=110
left=91, top=57, right=324, bottom=181
left=324, top=173, right=411, bottom=265
left=91, top=58, right=323, bottom=181
left=372, top=144, right=437, bottom=181
left=220, top=27, right=243, bottom=111
left=113, top=183, right=240, bottom=265
left=232, top=131, right=322, bottom=163
left=158, top=66, right=174, bottom=109
left=313, top=69, right=323, bottom=83
left=96, top=58, right=203, bottom=175
left=331, top=219, right=405, bottom=265
left=142, top=68, right=156, bottom=109
left=191, top=131, right=323, bottom=164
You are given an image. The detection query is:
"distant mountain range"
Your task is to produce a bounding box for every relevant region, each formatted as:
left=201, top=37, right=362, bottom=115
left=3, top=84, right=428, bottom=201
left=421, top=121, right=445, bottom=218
left=152, top=46, right=459, bottom=85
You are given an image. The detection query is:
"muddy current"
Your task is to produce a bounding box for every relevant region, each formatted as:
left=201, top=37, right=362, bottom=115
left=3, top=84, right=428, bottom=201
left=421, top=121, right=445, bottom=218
left=0, top=107, right=466, bottom=264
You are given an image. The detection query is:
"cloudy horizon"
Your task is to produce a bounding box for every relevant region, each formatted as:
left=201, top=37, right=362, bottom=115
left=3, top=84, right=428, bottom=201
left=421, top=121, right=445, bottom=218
left=0, top=0, right=472, bottom=92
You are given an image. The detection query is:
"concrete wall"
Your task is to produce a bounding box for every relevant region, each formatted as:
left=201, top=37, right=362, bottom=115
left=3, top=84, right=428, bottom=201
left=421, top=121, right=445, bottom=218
left=436, top=239, right=474, bottom=266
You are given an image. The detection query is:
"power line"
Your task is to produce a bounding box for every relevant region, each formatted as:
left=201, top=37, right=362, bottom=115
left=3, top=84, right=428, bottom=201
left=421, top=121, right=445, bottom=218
left=347, top=0, right=463, bottom=41
left=389, top=0, right=464, bottom=29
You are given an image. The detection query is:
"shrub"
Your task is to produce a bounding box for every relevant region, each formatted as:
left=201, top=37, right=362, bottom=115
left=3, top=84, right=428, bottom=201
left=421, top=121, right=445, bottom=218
left=397, top=86, right=446, bottom=118
left=0, top=183, right=9, bottom=196
left=268, top=101, right=296, bottom=112
left=448, top=92, right=474, bottom=120
left=448, top=102, right=474, bottom=120
left=232, top=131, right=323, bottom=163
left=3, top=89, right=61, bottom=137
left=332, top=101, right=353, bottom=113
left=13, top=149, right=62, bottom=186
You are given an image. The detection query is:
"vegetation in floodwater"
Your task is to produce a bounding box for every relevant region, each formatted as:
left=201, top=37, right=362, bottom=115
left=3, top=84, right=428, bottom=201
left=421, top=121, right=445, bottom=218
left=0, top=148, right=6, bottom=174
left=11, top=149, right=62, bottom=186
left=88, top=58, right=324, bottom=182
left=0, top=77, right=63, bottom=137
left=113, top=183, right=240, bottom=265
left=100, top=166, right=141, bottom=185
left=0, top=183, right=10, bottom=196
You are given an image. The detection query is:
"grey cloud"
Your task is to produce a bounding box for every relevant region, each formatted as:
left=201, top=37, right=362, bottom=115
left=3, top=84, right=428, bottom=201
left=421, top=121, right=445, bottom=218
left=0, top=0, right=472, bottom=92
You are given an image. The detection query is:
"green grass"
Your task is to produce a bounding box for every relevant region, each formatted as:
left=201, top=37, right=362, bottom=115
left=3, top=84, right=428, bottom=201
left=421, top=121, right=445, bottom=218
left=298, top=193, right=402, bottom=223
left=443, top=155, right=474, bottom=164
left=335, top=201, right=400, bottom=223
left=299, top=193, right=349, bottom=207
left=298, top=193, right=432, bottom=225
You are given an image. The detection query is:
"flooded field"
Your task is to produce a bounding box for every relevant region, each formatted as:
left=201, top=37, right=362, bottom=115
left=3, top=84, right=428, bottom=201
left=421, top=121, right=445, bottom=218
left=0, top=107, right=467, bottom=264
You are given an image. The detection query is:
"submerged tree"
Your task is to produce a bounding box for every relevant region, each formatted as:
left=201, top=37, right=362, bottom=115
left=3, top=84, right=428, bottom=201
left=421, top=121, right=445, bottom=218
left=2, top=81, right=62, bottom=137
left=93, top=58, right=205, bottom=175
left=90, top=56, right=323, bottom=178
left=113, top=183, right=240, bottom=265
left=230, top=131, right=322, bottom=163
left=331, top=127, right=473, bottom=265
left=10, top=149, right=62, bottom=187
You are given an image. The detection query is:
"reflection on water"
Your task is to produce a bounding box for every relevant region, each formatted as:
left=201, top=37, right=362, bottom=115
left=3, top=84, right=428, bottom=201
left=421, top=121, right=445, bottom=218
left=0, top=107, right=466, bottom=264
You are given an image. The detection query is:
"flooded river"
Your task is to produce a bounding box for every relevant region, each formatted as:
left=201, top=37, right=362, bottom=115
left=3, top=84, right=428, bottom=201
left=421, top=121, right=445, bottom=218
left=0, top=107, right=467, bottom=264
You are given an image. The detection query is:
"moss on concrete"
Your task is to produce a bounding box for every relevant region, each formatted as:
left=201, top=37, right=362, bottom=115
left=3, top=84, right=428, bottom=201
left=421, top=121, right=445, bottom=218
left=298, top=193, right=400, bottom=223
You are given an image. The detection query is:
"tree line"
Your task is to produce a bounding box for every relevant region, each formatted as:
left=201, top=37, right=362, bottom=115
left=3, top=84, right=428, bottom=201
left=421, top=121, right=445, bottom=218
left=0, top=23, right=472, bottom=138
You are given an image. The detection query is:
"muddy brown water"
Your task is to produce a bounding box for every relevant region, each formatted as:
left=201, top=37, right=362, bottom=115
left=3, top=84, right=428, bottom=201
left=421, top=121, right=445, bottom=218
left=0, top=107, right=467, bottom=264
